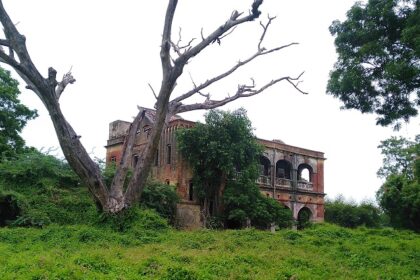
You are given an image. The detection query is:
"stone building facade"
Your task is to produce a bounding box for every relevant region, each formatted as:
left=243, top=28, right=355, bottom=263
left=105, top=110, right=325, bottom=227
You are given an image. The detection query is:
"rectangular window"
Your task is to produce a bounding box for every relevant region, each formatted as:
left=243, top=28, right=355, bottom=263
left=166, top=144, right=172, bottom=164
left=110, top=156, right=117, bottom=163
left=133, top=154, right=139, bottom=167
left=154, top=149, right=159, bottom=166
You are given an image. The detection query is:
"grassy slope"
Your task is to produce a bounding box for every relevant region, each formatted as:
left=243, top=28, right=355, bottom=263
left=0, top=223, right=419, bottom=280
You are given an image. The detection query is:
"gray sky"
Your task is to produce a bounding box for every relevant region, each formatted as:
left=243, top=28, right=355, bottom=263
left=3, top=0, right=419, bottom=202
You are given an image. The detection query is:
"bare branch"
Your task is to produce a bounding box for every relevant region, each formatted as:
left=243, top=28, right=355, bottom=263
left=258, top=14, right=276, bottom=50
left=109, top=108, right=146, bottom=205
left=171, top=72, right=307, bottom=114
left=171, top=42, right=298, bottom=104
left=55, top=68, right=76, bottom=100
left=148, top=83, right=158, bottom=99
left=160, top=0, right=178, bottom=73
left=174, top=0, right=264, bottom=67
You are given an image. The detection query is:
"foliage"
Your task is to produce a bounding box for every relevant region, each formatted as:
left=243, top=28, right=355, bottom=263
left=377, top=174, right=420, bottom=231
left=328, top=0, right=420, bottom=128
left=97, top=207, right=169, bottom=232
left=376, top=135, right=420, bottom=231
left=178, top=109, right=261, bottom=201
left=377, top=135, right=420, bottom=179
left=0, top=148, right=80, bottom=189
left=0, top=149, right=97, bottom=227
left=178, top=109, right=291, bottom=228
left=0, top=67, right=37, bottom=160
left=101, top=162, right=179, bottom=223
left=140, top=180, right=179, bottom=224
left=0, top=223, right=419, bottom=279
left=325, top=196, right=382, bottom=228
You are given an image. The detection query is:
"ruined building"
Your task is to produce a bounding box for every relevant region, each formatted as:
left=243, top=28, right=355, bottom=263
left=105, top=109, right=325, bottom=227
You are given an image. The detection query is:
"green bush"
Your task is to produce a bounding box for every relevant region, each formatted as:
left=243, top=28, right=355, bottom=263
left=140, top=180, right=179, bottom=224
left=325, top=197, right=381, bottom=228
left=0, top=148, right=80, bottom=189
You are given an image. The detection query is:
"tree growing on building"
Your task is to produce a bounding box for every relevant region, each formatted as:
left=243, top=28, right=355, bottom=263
left=0, top=0, right=306, bottom=215
left=177, top=109, right=292, bottom=228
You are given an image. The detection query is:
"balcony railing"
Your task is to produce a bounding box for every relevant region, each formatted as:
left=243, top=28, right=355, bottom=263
left=257, top=175, right=271, bottom=186
left=297, top=181, right=313, bottom=191
left=275, top=177, right=292, bottom=188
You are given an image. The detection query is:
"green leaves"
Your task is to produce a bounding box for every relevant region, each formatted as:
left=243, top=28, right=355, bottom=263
left=0, top=67, right=37, bottom=160
left=177, top=109, right=292, bottom=228
left=328, top=0, right=419, bottom=128
left=376, top=135, right=420, bottom=231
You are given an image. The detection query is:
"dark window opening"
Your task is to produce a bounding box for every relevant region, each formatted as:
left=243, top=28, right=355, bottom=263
left=166, top=144, right=172, bottom=164
left=110, top=156, right=117, bottom=163
left=189, top=181, right=194, bottom=201
left=165, top=179, right=170, bottom=185
left=276, top=160, right=292, bottom=179
left=143, top=125, right=151, bottom=138
left=133, top=154, right=139, bottom=167
left=259, top=156, right=271, bottom=176
left=154, top=149, right=159, bottom=166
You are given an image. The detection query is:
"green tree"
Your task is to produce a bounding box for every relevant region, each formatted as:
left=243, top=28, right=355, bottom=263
left=376, top=135, right=420, bottom=231
left=377, top=136, right=419, bottom=179
left=328, top=0, right=419, bottom=128
left=0, top=67, right=37, bottom=160
left=177, top=109, right=292, bottom=228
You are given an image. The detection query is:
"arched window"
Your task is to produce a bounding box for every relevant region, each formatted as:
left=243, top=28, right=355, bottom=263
left=298, top=164, right=313, bottom=182
left=259, top=156, right=271, bottom=176
left=276, top=160, right=292, bottom=179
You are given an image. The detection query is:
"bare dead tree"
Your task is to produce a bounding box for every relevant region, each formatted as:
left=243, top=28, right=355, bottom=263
left=0, top=0, right=306, bottom=214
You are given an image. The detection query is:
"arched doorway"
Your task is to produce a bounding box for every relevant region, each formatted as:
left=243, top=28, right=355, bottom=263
left=297, top=207, right=312, bottom=230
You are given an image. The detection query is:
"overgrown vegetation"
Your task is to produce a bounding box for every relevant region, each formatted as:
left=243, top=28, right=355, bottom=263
left=0, top=149, right=179, bottom=228
left=0, top=223, right=419, bottom=279
left=325, top=196, right=382, bottom=228
left=177, top=109, right=292, bottom=229
left=376, top=135, right=420, bottom=231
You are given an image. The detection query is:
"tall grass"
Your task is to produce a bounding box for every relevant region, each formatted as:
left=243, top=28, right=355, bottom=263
left=0, top=223, right=419, bottom=279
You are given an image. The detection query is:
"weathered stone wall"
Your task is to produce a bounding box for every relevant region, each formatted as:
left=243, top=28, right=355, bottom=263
left=176, top=202, right=202, bottom=229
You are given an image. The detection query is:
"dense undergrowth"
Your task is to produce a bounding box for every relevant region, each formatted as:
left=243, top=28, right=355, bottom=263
left=0, top=150, right=419, bottom=279
left=0, top=223, right=419, bottom=279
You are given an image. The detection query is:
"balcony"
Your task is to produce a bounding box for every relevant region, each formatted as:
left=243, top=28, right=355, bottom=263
left=297, top=181, right=313, bottom=191
left=257, top=175, right=271, bottom=186
left=275, top=178, right=292, bottom=188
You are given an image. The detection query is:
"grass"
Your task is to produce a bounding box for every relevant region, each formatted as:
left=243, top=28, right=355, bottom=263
left=0, top=223, right=419, bottom=279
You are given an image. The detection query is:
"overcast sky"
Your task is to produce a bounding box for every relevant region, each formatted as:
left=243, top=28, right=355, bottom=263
left=3, top=0, right=419, bottom=202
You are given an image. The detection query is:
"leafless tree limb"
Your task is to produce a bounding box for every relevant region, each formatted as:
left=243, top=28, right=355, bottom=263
left=172, top=72, right=307, bottom=114
left=171, top=41, right=298, bottom=104
left=55, top=68, right=76, bottom=100
left=148, top=83, right=158, bottom=100
left=258, top=14, right=276, bottom=50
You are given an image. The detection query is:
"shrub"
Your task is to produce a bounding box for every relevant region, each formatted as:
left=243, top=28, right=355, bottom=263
left=325, top=196, right=381, bottom=228
left=0, top=149, right=80, bottom=189
left=140, top=180, right=179, bottom=224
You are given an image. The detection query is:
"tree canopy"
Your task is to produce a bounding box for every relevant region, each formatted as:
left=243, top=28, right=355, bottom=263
left=376, top=135, right=420, bottom=231
left=328, top=0, right=419, bottom=129
left=177, top=109, right=292, bottom=228
left=0, top=67, right=37, bottom=160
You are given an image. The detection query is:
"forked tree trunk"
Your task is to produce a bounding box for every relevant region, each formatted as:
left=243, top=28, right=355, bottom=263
left=0, top=0, right=305, bottom=215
